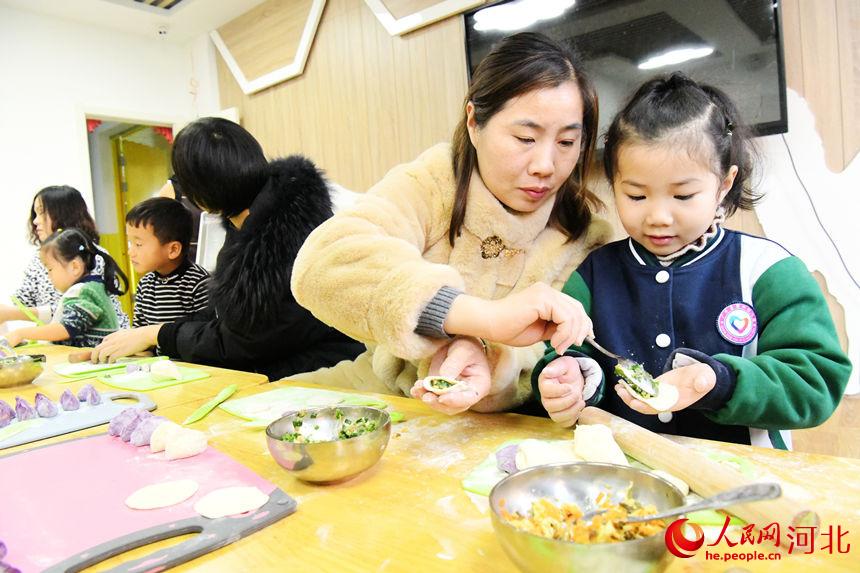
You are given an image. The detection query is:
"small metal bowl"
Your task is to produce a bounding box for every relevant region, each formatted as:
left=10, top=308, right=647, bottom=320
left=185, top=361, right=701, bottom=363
left=489, top=462, right=685, bottom=573
left=0, top=354, right=46, bottom=388
left=265, top=406, right=391, bottom=484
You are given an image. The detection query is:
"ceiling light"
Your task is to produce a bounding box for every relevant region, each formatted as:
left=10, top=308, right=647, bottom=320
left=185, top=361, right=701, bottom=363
left=637, top=46, right=715, bottom=70
left=473, top=0, right=575, bottom=33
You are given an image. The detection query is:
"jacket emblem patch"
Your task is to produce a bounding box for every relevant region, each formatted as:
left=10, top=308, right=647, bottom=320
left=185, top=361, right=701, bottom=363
left=717, top=302, right=758, bottom=345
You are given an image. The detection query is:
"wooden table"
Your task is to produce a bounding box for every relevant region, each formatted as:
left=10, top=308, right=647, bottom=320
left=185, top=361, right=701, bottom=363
left=0, top=345, right=268, bottom=455
left=74, top=379, right=860, bottom=573
left=2, top=344, right=267, bottom=409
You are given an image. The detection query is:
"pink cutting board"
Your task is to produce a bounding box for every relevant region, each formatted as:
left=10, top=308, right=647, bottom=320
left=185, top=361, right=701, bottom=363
left=0, top=434, right=296, bottom=572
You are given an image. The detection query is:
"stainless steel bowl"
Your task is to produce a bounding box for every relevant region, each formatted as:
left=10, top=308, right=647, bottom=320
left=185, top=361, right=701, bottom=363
left=0, top=354, right=46, bottom=388
left=489, top=462, right=685, bottom=573
left=265, top=406, right=391, bottom=484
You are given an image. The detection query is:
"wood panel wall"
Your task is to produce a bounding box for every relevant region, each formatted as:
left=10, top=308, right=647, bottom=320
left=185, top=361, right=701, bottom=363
left=217, top=0, right=313, bottom=82
left=217, top=0, right=468, bottom=191
left=782, top=0, right=859, bottom=170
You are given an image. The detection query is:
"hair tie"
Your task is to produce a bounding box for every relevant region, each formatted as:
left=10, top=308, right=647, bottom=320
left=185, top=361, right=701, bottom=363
left=78, top=244, right=85, bottom=252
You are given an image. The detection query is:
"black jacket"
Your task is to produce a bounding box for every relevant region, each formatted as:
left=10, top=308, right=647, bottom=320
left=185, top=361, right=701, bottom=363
left=157, top=156, right=364, bottom=379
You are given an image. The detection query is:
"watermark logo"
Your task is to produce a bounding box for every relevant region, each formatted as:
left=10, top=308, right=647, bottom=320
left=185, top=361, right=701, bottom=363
left=665, top=518, right=705, bottom=558
left=663, top=516, right=851, bottom=562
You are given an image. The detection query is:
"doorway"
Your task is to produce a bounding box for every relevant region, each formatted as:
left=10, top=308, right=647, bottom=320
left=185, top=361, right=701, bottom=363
left=87, top=120, right=173, bottom=317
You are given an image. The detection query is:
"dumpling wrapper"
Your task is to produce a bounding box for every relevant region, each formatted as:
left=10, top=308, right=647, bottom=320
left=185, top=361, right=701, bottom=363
left=150, top=360, right=182, bottom=382
left=125, top=479, right=199, bottom=510
left=193, top=486, right=269, bottom=519
left=573, top=424, right=629, bottom=466
left=164, top=429, right=208, bottom=460
left=619, top=379, right=679, bottom=412
left=421, top=376, right=470, bottom=395
left=515, top=439, right=581, bottom=470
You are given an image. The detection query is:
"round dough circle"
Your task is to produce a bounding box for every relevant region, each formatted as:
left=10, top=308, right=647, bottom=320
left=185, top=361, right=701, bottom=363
left=193, top=486, right=269, bottom=519
left=125, top=479, right=199, bottom=510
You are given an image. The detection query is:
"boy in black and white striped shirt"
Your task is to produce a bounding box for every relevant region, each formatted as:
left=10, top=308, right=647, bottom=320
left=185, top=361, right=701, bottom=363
left=126, top=198, right=210, bottom=328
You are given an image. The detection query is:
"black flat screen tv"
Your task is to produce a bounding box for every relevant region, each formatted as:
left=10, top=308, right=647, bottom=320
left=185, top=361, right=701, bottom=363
left=464, top=0, right=788, bottom=140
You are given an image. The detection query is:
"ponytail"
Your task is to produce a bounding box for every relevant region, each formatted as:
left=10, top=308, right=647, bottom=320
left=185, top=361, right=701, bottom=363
left=40, top=228, right=128, bottom=296
left=604, top=71, right=761, bottom=215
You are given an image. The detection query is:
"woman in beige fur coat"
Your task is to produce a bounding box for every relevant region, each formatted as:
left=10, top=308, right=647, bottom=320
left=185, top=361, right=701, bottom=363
left=290, top=33, right=612, bottom=413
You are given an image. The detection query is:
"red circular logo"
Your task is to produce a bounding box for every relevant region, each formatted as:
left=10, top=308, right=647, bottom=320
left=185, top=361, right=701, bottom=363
left=665, top=518, right=705, bottom=558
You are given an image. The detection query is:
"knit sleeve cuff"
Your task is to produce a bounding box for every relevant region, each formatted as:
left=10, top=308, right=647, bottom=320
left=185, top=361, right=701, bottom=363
left=414, top=286, right=463, bottom=339
left=156, top=321, right=180, bottom=357
left=663, top=348, right=737, bottom=411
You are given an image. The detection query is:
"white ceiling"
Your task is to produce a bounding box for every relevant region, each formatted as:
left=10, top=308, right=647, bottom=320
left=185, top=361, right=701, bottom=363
left=0, top=0, right=266, bottom=44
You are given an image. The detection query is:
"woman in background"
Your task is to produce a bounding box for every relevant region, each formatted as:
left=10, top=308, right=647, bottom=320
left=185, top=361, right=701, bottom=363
left=90, top=118, right=364, bottom=379
left=0, top=185, right=130, bottom=329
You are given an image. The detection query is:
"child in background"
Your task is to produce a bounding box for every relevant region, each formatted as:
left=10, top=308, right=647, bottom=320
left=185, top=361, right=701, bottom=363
left=3, top=228, right=128, bottom=348
left=126, top=197, right=210, bottom=328
left=2, top=185, right=130, bottom=328
left=533, top=72, right=851, bottom=449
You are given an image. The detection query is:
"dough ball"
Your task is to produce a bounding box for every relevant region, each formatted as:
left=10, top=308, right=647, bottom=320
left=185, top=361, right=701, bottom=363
left=149, top=421, right=183, bottom=453
left=573, top=424, right=629, bottom=466
left=151, top=360, right=182, bottom=382
left=164, top=429, right=208, bottom=460
left=515, top=439, right=580, bottom=470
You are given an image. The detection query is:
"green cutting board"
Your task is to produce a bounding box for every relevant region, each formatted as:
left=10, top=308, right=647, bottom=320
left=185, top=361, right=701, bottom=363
left=220, top=387, right=389, bottom=425
left=53, top=356, right=166, bottom=379
left=97, top=366, right=210, bottom=391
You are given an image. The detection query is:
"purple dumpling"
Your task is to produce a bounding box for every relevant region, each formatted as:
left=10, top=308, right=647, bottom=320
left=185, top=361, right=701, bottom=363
left=34, top=393, right=59, bottom=418
left=495, top=444, right=519, bottom=475
left=86, top=386, right=102, bottom=405
left=76, top=384, right=94, bottom=402
left=60, top=389, right=80, bottom=411
left=77, top=384, right=102, bottom=405
left=130, top=416, right=165, bottom=447
left=0, top=400, right=14, bottom=421
left=120, top=409, right=153, bottom=442
left=108, top=408, right=139, bottom=437
left=14, top=398, right=36, bottom=421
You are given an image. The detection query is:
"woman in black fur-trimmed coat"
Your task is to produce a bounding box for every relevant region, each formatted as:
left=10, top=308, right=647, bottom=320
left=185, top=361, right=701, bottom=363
left=92, top=118, right=364, bottom=379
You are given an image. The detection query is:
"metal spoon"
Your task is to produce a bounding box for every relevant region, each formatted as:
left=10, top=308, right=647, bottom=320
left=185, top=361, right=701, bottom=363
left=585, top=336, right=657, bottom=397
left=583, top=482, right=782, bottom=524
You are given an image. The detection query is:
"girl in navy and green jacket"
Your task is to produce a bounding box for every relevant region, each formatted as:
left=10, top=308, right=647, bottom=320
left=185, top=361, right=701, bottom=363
left=532, top=73, right=851, bottom=449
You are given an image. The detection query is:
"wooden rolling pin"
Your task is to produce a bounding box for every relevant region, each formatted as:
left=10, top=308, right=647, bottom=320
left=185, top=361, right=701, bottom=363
left=579, top=406, right=819, bottom=534
left=68, top=349, right=94, bottom=363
